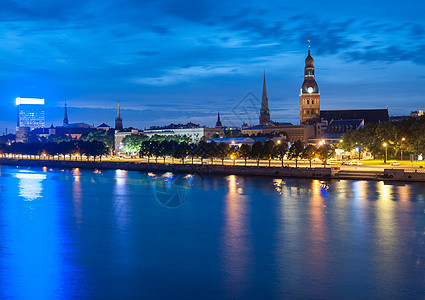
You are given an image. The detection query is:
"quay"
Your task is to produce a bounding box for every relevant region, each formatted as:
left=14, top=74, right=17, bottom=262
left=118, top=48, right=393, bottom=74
left=2, top=158, right=425, bottom=182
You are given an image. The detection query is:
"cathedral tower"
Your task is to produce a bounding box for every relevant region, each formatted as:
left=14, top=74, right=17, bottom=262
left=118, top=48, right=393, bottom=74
left=259, top=72, right=270, bottom=125
left=299, top=47, right=320, bottom=124
left=63, top=102, right=69, bottom=127
left=115, top=101, right=123, bottom=130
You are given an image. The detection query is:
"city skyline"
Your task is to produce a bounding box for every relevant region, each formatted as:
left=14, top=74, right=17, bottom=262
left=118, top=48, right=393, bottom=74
left=0, top=0, right=424, bottom=132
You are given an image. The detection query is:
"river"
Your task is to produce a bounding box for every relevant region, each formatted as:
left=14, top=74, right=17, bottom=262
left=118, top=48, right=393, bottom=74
left=0, top=165, right=424, bottom=299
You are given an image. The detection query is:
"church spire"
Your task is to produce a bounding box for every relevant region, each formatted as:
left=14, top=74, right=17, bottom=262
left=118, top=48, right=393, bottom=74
left=259, top=71, right=270, bottom=125
left=63, top=102, right=69, bottom=126
left=215, top=112, right=223, bottom=128
left=115, top=100, right=123, bottom=130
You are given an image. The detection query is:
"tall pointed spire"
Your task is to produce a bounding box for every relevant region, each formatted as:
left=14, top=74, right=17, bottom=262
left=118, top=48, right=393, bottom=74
left=215, top=112, right=223, bottom=128
left=115, top=100, right=123, bottom=130
left=259, top=71, right=270, bottom=125
left=63, top=101, right=69, bottom=126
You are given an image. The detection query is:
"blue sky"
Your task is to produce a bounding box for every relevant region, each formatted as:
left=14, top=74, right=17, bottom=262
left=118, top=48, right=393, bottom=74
left=0, top=0, right=424, bottom=132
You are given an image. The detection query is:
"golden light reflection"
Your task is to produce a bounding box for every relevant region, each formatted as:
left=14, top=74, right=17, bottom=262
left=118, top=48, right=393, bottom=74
left=374, top=181, right=399, bottom=283
left=397, top=185, right=411, bottom=203
left=352, top=180, right=368, bottom=210
left=222, top=175, right=251, bottom=296
left=377, top=181, right=393, bottom=202
left=72, top=168, right=82, bottom=224
left=307, top=180, right=328, bottom=278
left=273, top=179, right=286, bottom=195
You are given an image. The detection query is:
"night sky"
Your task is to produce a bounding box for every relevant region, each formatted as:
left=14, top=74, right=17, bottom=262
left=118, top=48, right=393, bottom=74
left=0, top=0, right=424, bottom=132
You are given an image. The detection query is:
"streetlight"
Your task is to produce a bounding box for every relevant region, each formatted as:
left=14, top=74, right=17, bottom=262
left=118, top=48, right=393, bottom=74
left=401, top=137, right=406, bottom=161
left=383, top=142, right=388, bottom=164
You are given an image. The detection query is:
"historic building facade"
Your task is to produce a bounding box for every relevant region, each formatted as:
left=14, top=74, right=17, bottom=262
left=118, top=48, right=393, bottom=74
left=299, top=48, right=320, bottom=124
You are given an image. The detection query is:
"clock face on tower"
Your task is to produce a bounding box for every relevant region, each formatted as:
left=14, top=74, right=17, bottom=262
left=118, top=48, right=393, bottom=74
left=307, top=87, right=314, bottom=94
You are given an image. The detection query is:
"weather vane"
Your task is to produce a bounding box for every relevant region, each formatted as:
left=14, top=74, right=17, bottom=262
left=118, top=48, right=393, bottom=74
left=308, top=40, right=311, bottom=49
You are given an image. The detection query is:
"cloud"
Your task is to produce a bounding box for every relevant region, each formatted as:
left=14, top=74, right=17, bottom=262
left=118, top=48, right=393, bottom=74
left=134, top=65, right=239, bottom=86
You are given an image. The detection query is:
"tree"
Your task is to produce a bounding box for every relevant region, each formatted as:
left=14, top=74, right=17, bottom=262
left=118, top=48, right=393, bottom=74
left=140, top=140, right=155, bottom=162
left=174, top=142, right=189, bottom=163
left=188, top=143, right=198, bottom=164
left=158, top=140, right=170, bottom=163
left=216, top=142, right=230, bottom=165
left=206, top=141, right=217, bottom=164
left=251, top=141, right=264, bottom=167
left=263, top=140, right=277, bottom=167
left=317, top=144, right=335, bottom=167
left=275, top=142, right=288, bottom=167
left=196, top=141, right=210, bottom=164
left=302, top=144, right=317, bottom=168
left=238, top=144, right=251, bottom=166
left=288, top=140, right=304, bottom=168
left=123, top=134, right=148, bottom=154
left=82, top=130, right=114, bottom=154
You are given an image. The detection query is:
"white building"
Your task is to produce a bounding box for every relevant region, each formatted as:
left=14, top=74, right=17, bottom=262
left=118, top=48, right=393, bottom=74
left=16, top=97, right=45, bottom=130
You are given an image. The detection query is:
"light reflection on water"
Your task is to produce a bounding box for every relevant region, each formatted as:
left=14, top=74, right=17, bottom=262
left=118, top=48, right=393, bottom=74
left=14, top=171, right=47, bottom=201
left=0, top=166, right=424, bottom=299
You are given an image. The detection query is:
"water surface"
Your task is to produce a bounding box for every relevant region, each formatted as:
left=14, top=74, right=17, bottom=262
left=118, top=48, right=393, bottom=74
left=0, top=165, right=424, bottom=299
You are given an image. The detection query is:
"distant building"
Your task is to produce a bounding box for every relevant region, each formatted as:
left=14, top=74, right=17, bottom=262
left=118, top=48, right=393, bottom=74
left=208, top=136, right=279, bottom=147
left=16, top=126, right=30, bottom=143
left=241, top=124, right=315, bottom=143
left=115, top=101, right=123, bottom=130
left=16, top=97, right=45, bottom=130
left=321, top=119, right=364, bottom=140
left=263, top=125, right=315, bottom=143
left=97, top=123, right=112, bottom=131
left=241, top=125, right=266, bottom=136
left=390, top=110, right=424, bottom=124
left=320, top=109, right=389, bottom=124
left=144, top=122, right=224, bottom=143
left=410, top=110, right=424, bottom=118
left=31, top=123, right=97, bottom=140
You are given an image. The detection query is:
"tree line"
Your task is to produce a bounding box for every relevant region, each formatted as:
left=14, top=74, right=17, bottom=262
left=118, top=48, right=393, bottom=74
left=123, top=138, right=334, bottom=167
left=0, top=140, right=108, bottom=160
left=341, top=116, right=425, bottom=161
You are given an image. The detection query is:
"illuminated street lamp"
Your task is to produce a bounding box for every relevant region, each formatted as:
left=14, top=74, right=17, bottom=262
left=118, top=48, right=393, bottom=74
left=401, top=137, right=406, bottom=161
left=383, top=142, right=388, bottom=163
left=230, top=155, right=236, bottom=166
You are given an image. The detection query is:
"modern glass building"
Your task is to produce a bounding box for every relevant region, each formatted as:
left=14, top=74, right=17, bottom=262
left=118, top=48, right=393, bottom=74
left=16, top=97, right=45, bottom=130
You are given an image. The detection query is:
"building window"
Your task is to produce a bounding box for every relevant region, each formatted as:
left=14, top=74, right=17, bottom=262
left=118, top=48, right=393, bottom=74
left=312, top=100, right=314, bottom=104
